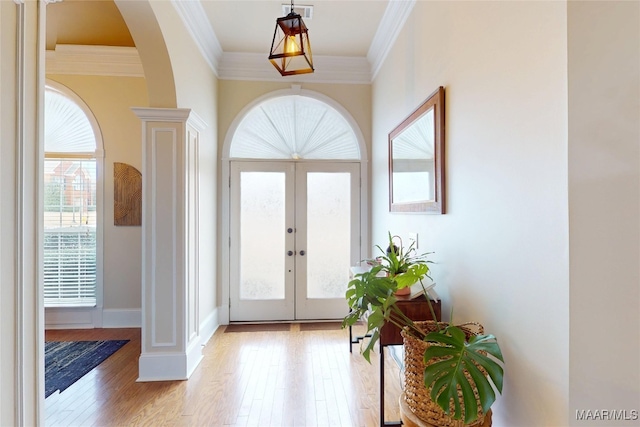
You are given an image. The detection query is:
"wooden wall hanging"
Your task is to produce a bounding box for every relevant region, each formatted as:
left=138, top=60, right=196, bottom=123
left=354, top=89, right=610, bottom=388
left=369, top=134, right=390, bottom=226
left=114, top=162, right=142, bottom=226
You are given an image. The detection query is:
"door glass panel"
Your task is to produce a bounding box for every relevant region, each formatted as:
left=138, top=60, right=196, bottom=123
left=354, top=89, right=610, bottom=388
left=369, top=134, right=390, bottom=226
left=306, top=172, right=351, bottom=299
left=240, top=172, right=285, bottom=300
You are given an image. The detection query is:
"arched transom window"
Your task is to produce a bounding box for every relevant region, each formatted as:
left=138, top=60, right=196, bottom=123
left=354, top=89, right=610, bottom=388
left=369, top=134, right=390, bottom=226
left=230, top=95, right=361, bottom=160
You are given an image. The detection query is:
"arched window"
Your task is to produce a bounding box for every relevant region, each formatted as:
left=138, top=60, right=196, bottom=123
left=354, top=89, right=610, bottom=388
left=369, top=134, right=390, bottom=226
left=44, top=83, right=102, bottom=307
left=230, top=95, right=361, bottom=160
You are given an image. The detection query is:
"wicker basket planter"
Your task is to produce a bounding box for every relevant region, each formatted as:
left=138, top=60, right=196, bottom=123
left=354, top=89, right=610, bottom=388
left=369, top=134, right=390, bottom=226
left=401, top=321, right=491, bottom=427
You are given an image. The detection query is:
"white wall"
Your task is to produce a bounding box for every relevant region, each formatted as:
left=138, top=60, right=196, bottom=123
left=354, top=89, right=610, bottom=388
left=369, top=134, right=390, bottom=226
left=568, top=1, right=640, bottom=424
left=372, top=2, right=569, bottom=425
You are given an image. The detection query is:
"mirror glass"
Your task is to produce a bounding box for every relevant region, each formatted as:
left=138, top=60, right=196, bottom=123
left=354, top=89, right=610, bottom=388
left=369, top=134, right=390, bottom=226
left=389, top=87, right=445, bottom=213
left=391, top=108, right=435, bottom=202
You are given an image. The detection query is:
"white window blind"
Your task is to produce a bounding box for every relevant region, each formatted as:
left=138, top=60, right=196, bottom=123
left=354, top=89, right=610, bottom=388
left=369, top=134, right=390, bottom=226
left=230, top=95, right=361, bottom=160
left=43, top=158, right=97, bottom=306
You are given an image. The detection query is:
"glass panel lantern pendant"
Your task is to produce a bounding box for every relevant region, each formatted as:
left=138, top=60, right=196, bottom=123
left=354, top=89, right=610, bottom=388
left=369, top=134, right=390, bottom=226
left=268, top=2, right=314, bottom=76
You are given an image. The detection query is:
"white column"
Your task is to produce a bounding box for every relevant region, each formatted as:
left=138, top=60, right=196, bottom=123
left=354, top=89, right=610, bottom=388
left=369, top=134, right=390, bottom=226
left=2, top=0, right=45, bottom=425
left=132, top=107, right=206, bottom=381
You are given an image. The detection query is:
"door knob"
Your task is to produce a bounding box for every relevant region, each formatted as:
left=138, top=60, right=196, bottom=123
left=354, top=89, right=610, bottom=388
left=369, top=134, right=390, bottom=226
left=299, top=250, right=305, bottom=256
left=287, top=250, right=294, bottom=256
left=287, top=228, right=293, bottom=233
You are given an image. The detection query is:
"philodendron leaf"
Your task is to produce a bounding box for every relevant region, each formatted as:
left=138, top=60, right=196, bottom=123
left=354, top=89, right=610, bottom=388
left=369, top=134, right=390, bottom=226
left=423, top=326, right=504, bottom=424
left=361, top=329, right=379, bottom=363
left=343, top=263, right=403, bottom=364
left=366, top=308, right=385, bottom=332
left=394, top=263, right=430, bottom=289
left=341, top=310, right=361, bottom=329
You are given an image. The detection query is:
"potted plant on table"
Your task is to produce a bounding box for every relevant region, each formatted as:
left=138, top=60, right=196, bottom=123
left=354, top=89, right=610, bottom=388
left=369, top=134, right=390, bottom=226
left=342, top=233, right=504, bottom=426
left=368, top=233, right=434, bottom=296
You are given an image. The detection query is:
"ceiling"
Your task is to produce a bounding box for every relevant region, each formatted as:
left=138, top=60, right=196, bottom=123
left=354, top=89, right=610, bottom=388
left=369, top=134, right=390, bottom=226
left=46, top=0, right=411, bottom=83
left=202, top=1, right=388, bottom=57
left=46, top=0, right=135, bottom=50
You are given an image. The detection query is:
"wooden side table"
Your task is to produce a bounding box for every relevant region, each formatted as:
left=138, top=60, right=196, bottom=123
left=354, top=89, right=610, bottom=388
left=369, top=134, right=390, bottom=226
left=379, top=294, right=441, bottom=427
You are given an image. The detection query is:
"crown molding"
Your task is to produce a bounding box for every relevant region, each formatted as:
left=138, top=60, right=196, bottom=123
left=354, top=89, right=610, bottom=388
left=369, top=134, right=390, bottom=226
left=45, top=1, right=412, bottom=83
left=218, top=53, right=372, bottom=84
left=46, top=45, right=144, bottom=77
left=174, top=0, right=412, bottom=83
left=171, top=0, right=222, bottom=76
left=367, top=0, right=416, bottom=80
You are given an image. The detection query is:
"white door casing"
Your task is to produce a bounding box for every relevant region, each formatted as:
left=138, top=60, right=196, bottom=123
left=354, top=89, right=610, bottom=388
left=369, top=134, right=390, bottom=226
left=221, top=87, right=369, bottom=324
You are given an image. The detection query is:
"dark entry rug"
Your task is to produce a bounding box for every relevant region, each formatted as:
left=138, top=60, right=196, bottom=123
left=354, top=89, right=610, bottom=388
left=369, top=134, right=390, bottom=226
left=299, top=322, right=343, bottom=331
left=224, top=323, right=291, bottom=333
left=45, top=340, right=129, bottom=398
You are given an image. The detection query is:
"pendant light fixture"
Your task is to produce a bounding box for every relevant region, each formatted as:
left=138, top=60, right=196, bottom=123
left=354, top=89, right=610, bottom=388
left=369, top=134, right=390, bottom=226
left=268, top=0, right=314, bottom=76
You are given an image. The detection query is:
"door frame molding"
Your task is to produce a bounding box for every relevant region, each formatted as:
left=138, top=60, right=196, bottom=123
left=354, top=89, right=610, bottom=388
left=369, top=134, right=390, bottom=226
left=220, top=86, right=369, bottom=324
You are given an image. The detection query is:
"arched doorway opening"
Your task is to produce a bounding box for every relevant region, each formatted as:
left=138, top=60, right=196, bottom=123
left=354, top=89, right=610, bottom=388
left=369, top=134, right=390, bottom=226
left=221, top=89, right=369, bottom=322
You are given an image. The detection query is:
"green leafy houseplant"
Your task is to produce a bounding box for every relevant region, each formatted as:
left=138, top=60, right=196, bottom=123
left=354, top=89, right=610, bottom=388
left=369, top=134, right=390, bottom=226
left=342, top=233, right=504, bottom=425
left=368, top=233, right=433, bottom=289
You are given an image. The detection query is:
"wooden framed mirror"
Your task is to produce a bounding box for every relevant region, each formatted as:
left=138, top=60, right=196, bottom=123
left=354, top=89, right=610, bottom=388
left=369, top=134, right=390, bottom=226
left=389, top=86, right=445, bottom=213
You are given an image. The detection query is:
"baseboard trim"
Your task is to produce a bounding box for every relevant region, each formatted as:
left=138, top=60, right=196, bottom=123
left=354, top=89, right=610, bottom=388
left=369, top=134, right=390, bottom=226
left=137, top=352, right=188, bottom=382
left=103, top=309, right=142, bottom=328
left=199, top=308, right=219, bottom=346
left=45, top=306, right=103, bottom=329
left=186, top=338, right=204, bottom=378
left=49, top=309, right=214, bottom=332
left=137, top=341, right=203, bottom=382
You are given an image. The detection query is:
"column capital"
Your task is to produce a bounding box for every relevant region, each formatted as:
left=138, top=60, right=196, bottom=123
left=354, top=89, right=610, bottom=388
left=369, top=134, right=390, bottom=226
left=131, top=107, right=192, bottom=122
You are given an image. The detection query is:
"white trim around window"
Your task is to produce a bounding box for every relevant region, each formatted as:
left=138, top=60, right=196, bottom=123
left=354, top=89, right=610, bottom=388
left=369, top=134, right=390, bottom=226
left=44, top=80, right=105, bottom=327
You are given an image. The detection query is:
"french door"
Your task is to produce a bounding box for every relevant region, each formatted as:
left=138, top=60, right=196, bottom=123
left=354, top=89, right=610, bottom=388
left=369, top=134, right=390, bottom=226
left=229, top=161, right=360, bottom=322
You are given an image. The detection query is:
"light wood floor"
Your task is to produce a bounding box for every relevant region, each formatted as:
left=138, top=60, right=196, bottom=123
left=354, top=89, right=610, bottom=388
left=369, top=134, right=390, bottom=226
left=45, top=324, right=404, bottom=426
